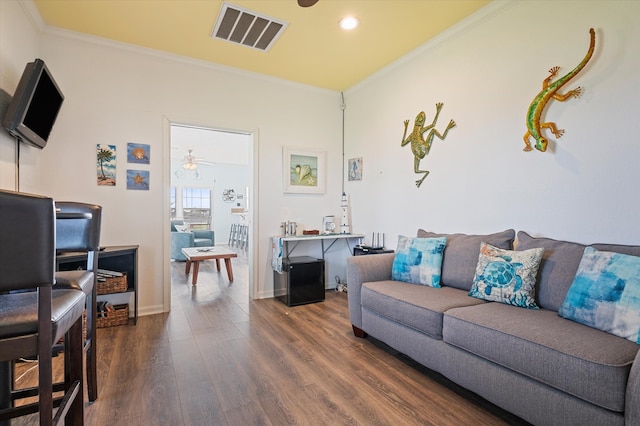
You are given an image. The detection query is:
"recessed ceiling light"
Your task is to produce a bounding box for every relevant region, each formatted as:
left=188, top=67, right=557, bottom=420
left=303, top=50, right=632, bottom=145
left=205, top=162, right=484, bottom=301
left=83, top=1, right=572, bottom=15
left=339, top=16, right=359, bottom=30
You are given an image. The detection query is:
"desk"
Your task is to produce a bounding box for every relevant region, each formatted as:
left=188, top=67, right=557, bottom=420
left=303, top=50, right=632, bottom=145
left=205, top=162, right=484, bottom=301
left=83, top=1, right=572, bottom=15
left=272, top=234, right=364, bottom=291
left=280, top=233, right=365, bottom=260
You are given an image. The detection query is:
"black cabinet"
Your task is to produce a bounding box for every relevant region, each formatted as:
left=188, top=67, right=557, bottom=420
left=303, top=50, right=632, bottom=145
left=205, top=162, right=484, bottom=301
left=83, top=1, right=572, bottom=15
left=274, top=256, right=324, bottom=307
left=56, top=245, right=138, bottom=324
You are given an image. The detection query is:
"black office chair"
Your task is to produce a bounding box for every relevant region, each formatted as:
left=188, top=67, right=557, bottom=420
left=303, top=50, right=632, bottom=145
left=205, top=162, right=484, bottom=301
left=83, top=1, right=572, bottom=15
left=0, top=190, right=85, bottom=425
left=54, top=202, right=102, bottom=402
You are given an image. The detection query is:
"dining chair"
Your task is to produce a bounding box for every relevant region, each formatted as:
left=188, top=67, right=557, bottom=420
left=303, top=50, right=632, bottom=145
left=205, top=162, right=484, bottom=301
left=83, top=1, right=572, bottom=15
left=54, top=201, right=102, bottom=402
left=0, top=189, right=86, bottom=425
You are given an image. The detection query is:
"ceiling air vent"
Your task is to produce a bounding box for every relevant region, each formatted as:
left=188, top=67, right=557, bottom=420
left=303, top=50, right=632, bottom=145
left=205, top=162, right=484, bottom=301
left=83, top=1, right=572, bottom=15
left=211, top=2, right=288, bottom=52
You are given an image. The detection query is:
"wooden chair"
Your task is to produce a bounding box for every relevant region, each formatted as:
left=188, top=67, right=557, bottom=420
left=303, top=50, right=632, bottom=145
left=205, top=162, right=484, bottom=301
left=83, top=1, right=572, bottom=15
left=53, top=201, right=102, bottom=402
left=0, top=189, right=85, bottom=425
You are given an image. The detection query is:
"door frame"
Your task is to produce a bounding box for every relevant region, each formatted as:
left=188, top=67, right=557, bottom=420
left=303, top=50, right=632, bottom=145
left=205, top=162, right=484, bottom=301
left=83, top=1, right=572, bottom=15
left=162, top=117, right=259, bottom=312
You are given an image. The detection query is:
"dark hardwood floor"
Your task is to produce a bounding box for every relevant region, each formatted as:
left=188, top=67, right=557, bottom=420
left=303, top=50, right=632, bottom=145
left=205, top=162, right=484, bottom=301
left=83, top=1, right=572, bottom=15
left=14, top=246, right=528, bottom=425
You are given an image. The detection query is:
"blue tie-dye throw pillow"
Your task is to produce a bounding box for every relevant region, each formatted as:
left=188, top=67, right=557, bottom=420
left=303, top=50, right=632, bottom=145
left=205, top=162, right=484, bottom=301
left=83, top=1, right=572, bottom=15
left=469, top=242, right=544, bottom=309
left=391, top=236, right=447, bottom=287
left=559, top=247, right=640, bottom=344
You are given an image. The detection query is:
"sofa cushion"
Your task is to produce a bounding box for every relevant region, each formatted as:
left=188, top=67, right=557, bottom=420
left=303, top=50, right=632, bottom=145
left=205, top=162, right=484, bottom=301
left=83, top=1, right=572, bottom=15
left=516, top=231, right=587, bottom=312
left=517, top=231, right=640, bottom=312
left=391, top=236, right=447, bottom=287
left=361, top=281, right=484, bottom=339
left=443, top=303, right=638, bottom=412
left=417, top=229, right=515, bottom=291
left=592, top=242, right=640, bottom=257
left=469, top=242, right=543, bottom=309
left=560, top=247, right=640, bottom=343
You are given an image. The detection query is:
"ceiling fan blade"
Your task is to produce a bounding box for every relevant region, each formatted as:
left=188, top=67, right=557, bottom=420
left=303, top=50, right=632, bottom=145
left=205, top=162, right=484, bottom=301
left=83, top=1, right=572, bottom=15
left=298, top=0, right=319, bottom=7
left=183, top=149, right=217, bottom=167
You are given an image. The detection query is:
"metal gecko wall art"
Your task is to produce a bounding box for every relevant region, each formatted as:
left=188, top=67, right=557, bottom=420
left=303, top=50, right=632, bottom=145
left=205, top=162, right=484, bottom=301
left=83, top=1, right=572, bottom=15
left=523, top=28, right=596, bottom=152
left=401, top=103, right=455, bottom=187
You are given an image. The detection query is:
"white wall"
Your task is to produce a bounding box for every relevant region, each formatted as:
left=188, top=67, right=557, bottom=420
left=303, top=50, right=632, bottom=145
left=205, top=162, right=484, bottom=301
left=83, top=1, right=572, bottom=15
left=0, top=0, right=40, bottom=189
left=1, top=0, right=344, bottom=314
left=344, top=0, right=640, bottom=248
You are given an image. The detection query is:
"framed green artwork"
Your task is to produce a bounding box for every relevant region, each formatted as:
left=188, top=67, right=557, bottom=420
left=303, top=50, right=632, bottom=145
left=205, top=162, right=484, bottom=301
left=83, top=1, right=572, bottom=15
left=283, top=146, right=325, bottom=194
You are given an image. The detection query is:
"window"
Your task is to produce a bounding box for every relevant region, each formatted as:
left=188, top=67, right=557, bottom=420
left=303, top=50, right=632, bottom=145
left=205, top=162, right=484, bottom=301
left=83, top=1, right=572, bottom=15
left=182, top=187, right=212, bottom=229
left=170, top=187, right=176, bottom=219
left=183, top=187, right=210, bottom=208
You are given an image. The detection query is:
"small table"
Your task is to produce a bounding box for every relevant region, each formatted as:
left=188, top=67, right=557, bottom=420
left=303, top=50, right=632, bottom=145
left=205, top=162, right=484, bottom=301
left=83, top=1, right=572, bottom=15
left=181, top=246, right=238, bottom=285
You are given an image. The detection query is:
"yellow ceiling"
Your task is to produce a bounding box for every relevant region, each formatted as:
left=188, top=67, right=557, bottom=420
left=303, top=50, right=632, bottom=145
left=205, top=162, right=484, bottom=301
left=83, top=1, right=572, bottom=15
left=33, top=0, right=491, bottom=91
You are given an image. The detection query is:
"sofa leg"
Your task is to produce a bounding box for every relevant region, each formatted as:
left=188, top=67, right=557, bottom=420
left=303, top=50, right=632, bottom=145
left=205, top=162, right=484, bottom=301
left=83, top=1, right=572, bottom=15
left=352, top=325, right=367, bottom=338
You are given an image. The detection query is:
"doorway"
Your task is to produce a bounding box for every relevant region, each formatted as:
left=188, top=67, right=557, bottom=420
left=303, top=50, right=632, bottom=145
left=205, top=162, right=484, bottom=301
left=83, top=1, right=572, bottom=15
left=166, top=122, right=256, bottom=306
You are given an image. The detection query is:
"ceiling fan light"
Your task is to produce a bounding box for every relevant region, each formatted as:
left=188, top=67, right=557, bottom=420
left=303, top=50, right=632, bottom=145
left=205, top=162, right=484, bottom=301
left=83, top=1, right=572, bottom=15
left=182, top=149, right=198, bottom=170
left=339, top=16, right=359, bottom=30
left=182, top=161, right=198, bottom=170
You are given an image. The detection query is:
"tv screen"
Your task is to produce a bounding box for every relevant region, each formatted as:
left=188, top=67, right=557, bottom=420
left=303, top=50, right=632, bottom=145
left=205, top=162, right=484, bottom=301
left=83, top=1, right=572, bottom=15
left=2, top=58, right=64, bottom=149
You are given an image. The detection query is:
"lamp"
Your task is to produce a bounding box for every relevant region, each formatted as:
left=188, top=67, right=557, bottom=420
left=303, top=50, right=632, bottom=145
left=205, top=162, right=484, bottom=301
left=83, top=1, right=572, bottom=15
left=182, top=149, right=198, bottom=170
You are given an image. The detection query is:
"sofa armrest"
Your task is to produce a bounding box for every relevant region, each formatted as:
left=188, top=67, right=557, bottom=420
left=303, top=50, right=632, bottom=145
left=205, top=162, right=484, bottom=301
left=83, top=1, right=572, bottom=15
left=347, top=253, right=395, bottom=331
left=192, top=229, right=213, bottom=239
left=171, top=231, right=195, bottom=261
left=625, top=350, right=640, bottom=424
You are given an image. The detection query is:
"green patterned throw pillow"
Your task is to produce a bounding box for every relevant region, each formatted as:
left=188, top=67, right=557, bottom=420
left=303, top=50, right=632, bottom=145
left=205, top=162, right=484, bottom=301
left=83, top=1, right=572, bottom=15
left=391, top=235, right=447, bottom=287
left=469, top=242, right=544, bottom=309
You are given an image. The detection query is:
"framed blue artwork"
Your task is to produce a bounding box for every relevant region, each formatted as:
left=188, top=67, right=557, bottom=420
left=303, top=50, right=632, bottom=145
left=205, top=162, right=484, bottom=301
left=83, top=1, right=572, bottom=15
left=348, top=157, right=362, bottom=181
left=127, top=170, right=150, bottom=190
left=127, top=142, right=150, bottom=164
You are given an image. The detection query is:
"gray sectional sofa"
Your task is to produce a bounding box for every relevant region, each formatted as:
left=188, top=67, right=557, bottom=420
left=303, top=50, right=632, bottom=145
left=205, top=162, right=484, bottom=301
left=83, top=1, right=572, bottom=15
left=347, top=229, right=640, bottom=425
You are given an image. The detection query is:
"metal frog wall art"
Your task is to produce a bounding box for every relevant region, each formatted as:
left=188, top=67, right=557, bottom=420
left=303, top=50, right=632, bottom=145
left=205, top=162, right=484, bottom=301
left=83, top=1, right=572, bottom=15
left=523, top=28, right=596, bottom=153
left=401, top=103, right=455, bottom=187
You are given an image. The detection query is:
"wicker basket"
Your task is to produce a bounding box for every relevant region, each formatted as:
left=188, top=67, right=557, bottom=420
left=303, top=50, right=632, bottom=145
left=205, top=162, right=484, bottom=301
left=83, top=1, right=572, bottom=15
left=96, top=304, right=129, bottom=328
left=97, top=273, right=127, bottom=295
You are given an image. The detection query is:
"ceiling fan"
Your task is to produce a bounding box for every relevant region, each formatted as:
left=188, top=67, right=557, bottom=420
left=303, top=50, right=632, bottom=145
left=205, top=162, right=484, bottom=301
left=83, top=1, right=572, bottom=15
left=297, top=0, right=319, bottom=7
left=182, top=149, right=215, bottom=170
left=182, top=149, right=198, bottom=170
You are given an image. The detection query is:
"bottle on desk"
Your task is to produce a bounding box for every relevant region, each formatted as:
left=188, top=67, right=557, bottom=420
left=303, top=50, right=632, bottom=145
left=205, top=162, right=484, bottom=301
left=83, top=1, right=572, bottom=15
left=281, top=221, right=297, bottom=236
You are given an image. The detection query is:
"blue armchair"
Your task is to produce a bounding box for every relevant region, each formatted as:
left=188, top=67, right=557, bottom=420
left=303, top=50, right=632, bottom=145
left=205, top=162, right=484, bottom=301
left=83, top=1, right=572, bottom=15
left=170, top=220, right=214, bottom=261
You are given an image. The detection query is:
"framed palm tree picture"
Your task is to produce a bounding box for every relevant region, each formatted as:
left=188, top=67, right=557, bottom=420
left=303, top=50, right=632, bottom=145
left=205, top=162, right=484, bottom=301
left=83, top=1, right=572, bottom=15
left=97, top=144, right=116, bottom=186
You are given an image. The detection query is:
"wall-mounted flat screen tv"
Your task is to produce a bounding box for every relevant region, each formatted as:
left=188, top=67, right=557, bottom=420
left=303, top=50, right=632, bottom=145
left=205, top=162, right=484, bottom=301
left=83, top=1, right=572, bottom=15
left=2, top=58, right=64, bottom=149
